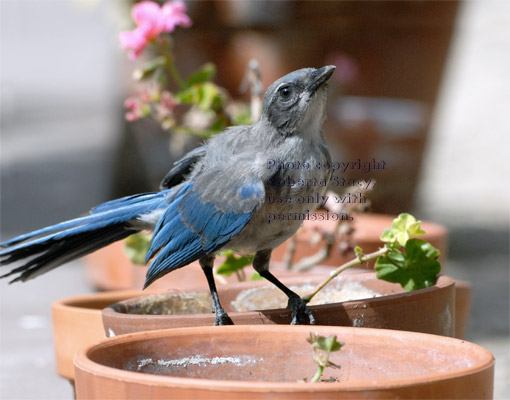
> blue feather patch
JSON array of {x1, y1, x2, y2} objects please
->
[
  {"x1": 241, "y1": 183, "x2": 264, "y2": 200},
  {"x1": 144, "y1": 182, "x2": 258, "y2": 288}
]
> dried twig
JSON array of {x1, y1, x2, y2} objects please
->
[
  {"x1": 240, "y1": 59, "x2": 263, "y2": 122},
  {"x1": 286, "y1": 182, "x2": 375, "y2": 272}
]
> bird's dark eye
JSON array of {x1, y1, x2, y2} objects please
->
[{"x1": 279, "y1": 86, "x2": 292, "y2": 99}]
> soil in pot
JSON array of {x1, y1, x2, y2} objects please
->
[
  {"x1": 75, "y1": 325, "x2": 494, "y2": 399},
  {"x1": 116, "y1": 279, "x2": 379, "y2": 315},
  {"x1": 103, "y1": 273, "x2": 455, "y2": 337}
]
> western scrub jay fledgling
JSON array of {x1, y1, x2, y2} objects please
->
[{"x1": 1, "y1": 65, "x2": 335, "y2": 325}]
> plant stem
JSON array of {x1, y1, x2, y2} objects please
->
[
  {"x1": 302, "y1": 247, "x2": 388, "y2": 304},
  {"x1": 311, "y1": 365, "x2": 324, "y2": 383},
  {"x1": 166, "y1": 55, "x2": 185, "y2": 89},
  {"x1": 157, "y1": 36, "x2": 185, "y2": 89}
]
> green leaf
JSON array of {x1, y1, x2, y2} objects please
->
[
  {"x1": 216, "y1": 250, "x2": 254, "y2": 276},
  {"x1": 307, "y1": 333, "x2": 344, "y2": 353},
  {"x1": 354, "y1": 246, "x2": 363, "y2": 258},
  {"x1": 197, "y1": 82, "x2": 221, "y2": 110},
  {"x1": 124, "y1": 232, "x2": 152, "y2": 265},
  {"x1": 380, "y1": 228, "x2": 396, "y2": 243},
  {"x1": 380, "y1": 213, "x2": 426, "y2": 247},
  {"x1": 175, "y1": 82, "x2": 224, "y2": 112},
  {"x1": 133, "y1": 56, "x2": 167, "y2": 81},
  {"x1": 161, "y1": 117, "x2": 176, "y2": 131},
  {"x1": 185, "y1": 63, "x2": 216, "y2": 87},
  {"x1": 231, "y1": 107, "x2": 252, "y2": 126},
  {"x1": 175, "y1": 85, "x2": 197, "y2": 104},
  {"x1": 208, "y1": 117, "x2": 228, "y2": 133},
  {"x1": 375, "y1": 239, "x2": 441, "y2": 291},
  {"x1": 250, "y1": 272, "x2": 264, "y2": 281}
]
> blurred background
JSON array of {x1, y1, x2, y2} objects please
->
[{"x1": 1, "y1": 0, "x2": 508, "y2": 398}]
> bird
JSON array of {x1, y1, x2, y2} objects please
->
[{"x1": 0, "y1": 65, "x2": 335, "y2": 325}]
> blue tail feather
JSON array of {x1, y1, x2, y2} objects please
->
[{"x1": 0, "y1": 191, "x2": 169, "y2": 283}]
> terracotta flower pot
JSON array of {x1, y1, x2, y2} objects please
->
[
  {"x1": 51, "y1": 290, "x2": 155, "y2": 383},
  {"x1": 84, "y1": 241, "x2": 210, "y2": 291},
  {"x1": 454, "y1": 279, "x2": 473, "y2": 340},
  {"x1": 84, "y1": 242, "x2": 301, "y2": 292},
  {"x1": 103, "y1": 273, "x2": 455, "y2": 337},
  {"x1": 74, "y1": 325, "x2": 494, "y2": 399},
  {"x1": 271, "y1": 212, "x2": 473, "y2": 339},
  {"x1": 85, "y1": 215, "x2": 470, "y2": 339}
]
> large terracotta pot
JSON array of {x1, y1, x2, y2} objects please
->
[
  {"x1": 74, "y1": 325, "x2": 494, "y2": 399},
  {"x1": 103, "y1": 273, "x2": 455, "y2": 337},
  {"x1": 51, "y1": 290, "x2": 154, "y2": 383}
]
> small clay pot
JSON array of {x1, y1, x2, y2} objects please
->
[
  {"x1": 454, "y1": 279, "x2": 473, "y2": 339},
  {"x1": 103, "y1": 273, "x2": 455, "y2": 337},
  {"x1": 83, "y1": 241, "x2": 210, "y2": 291},
  {"x1": 51, "y1": 290, "x2": 154, "y2": 382},
  {"x1": 74, "y1": 325, "x2": 494, "y2": 399}
]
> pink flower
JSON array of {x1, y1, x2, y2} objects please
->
[
  {"x1": 124, "y1": 97, "x2": 138, "y2": 110},
  {"x1": 119, "y1": 1, "x2": 192, "y2": 60},
  {"x1": 160, "y1": 90, "x2": 178, "y2": 110},
  {"x1": 124, "y1": 96, "x2": 142, "y2": 121},
  {"x1": 161, "y1": 1, "x2": 192, "y2": 31}
]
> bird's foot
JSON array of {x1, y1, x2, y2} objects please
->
[
  {"x1": 214, "y1": 309, "x2": 234, "y2": 326},
  {"x1": 287, "y1": 294, "x2": 315, "y2": 325}
]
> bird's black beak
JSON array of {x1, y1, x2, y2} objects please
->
[{"x1": 307, "y1": 65, "x2": 336, "y2": 94}]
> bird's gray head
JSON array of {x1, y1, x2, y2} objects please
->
[{"x1": 261, "y1": 65, "x2": 335, "y2": 137}]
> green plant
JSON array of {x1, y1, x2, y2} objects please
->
[
  {"x1": 301, "y1": 214, "x2": 439, "y2": 383},
  {"x1": 302, "y1": 213, "x2": 441, "y2": 303},
  {"x1": 215, "y1": 251, "x2": 263, "y2": 281},
  {"x1": 120, "y1": 1, "x2": 253, "y2": 138},
  {"x1": 306, "y1": 333, "x2": 343, "y2": 382}
]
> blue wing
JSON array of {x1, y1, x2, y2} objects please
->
[{"x1": 143, "y1": 180, "x2": 264, "y2": 288}]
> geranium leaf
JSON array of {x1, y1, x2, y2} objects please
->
[
  {"x1": 375, "y1": 239, "x2": 441, "y2": 291},
  {"x1": 216, "y1": 251, "x2": 254, "y2": 276},
  {"x1": 185, "y1": 63, "x2": 216, "y2": 87},
  {"x1": 124, "y1": 232, "x2": 152, "y2": 265}
]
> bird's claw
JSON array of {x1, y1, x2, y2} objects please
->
[
  {"x1": 214, "y1": 310, "x2": 234, "y2": 326},
  {"x1": 288, "y1": 295, "x2": 315, "y2": 325}
]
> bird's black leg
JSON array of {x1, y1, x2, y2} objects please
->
[
  {"x1": 253, "y1": 249, "x2": 315, "y2": 325},
  {"x1": 199, "y1": 255, "x2": 234, "y2": 326}
]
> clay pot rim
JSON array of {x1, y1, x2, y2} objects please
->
[
  {"x1": 300, "y1": 212, "x2": 448, "y2": 241},
  {"x1": 52, "y1": 289, "x2": 159, "y2": 315},
  {"x1": 74, "y1": 325, "x2": 494, "y2": 392},
  {"x1": 102, "y1": 273, "x2": 455, "y2": 321},
  {"x1": 352, "y1": 213, "x2": 448, "y2": 239}
]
